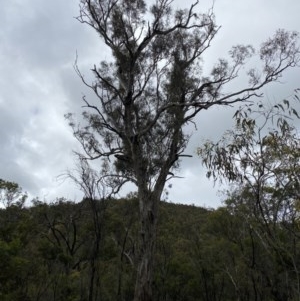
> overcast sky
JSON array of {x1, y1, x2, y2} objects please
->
[{"x1": 1, "y1": 0, "x2": 300, "y2": 208}]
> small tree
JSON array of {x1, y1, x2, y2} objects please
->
[
  {"x1": 65, "y1": 159, "x2": 108, "y2": 301},
  {"x1": 198, "y1": 92, "x2": 300, "y2": 299},
  {"x1": 68, "y1": 1, "x2": 299, "y2": 299},
  {"x1": 0, "y1": 179, "x2": 27, "y2": 208},
  {"x1": 198, "y1": 92, "x2": 300, "y2": 222}
]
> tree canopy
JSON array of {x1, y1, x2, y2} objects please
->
[{"x1": 66, "y1": 1, "x2": 300, "y2": 300}]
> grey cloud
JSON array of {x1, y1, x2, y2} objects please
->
[{"x1": 0, "y1": 0, "x2": 299, "y2": 207}]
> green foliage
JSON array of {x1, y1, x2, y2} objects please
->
[
  {"x1": 0, "y1": 195, "x2": 210, "y2": 301},
  {"x1": 1, "y1": 165, "x2": 300, "y2": 300},
  {"x1": 198, "y1": 90, "x2": 300, "y2": 300},
  {"x1": 0, "y1": 179, "x2": 27, "y2": 208}
]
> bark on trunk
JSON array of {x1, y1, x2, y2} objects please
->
[{"x1": 134, "y1": 192, "x2": 158, "y2": 301}]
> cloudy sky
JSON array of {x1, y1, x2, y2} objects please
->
[{"x1": 1, "y1": 0, "x2": 300, "y2": 207}]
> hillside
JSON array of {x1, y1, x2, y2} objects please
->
[{"x1": 1, "y1": 196, "x2": 299, "y2": 301}]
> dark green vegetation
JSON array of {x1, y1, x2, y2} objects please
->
[{"x1": 1, "y1": 180, "x2": 300, "y2": 301}]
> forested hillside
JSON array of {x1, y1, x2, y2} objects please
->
[{"x1": 1, "y1": 192, "x2": 300, "y2": 301}]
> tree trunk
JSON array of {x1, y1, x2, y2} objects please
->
[{"x1": 134, "y1": 191, "x2": 159, "y2": 301}]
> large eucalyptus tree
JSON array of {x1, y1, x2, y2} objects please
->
[{"x1": 68, "y1": 0, "x2": 299, "y2": 299}]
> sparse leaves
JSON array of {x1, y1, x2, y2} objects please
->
[
  {"x1": 74, "y1": 2, "x2": 300, "y2": 195},
  {"x1": 0, "y1": 179, "x2": 27, "y2": 208},
  {"x1": 260, "y1": 29, "x2": 300, "y2": 78},
  {"x1": 71, "y1": 2, "x2": 300, "y2": 300},
  {"x1": 198, "y1": 91, "x2": 300, "y2": 186}
]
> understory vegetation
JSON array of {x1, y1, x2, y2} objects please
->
[{"x1": 1, "y1": 189, "x2": 300, "y2": 301}]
